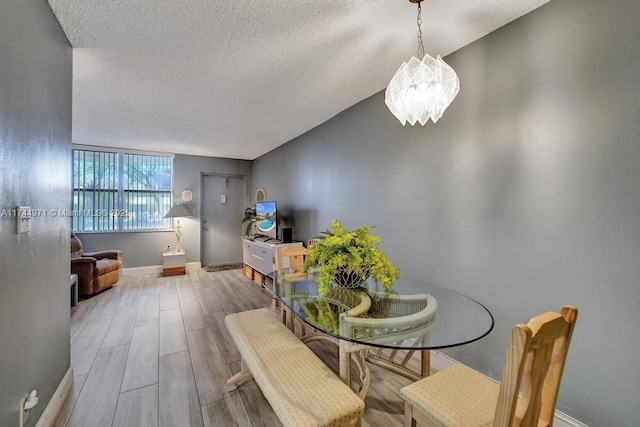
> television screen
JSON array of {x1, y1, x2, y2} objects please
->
[{"x1": 255, "y1": 201, "x2": 277, "y2": 240}]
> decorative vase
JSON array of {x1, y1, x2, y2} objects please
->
[{"x1": 333, "y1": 266, "x2": 370, "y2": 289}]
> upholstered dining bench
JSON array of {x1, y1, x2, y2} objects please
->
[{"x1": 225, "y1": 308, "x2": 365, "y2": 427}]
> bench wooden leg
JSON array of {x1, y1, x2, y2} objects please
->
[
  {"x1": 404, "y1": 401, "x2": 417, "y2": 427},
  {"x1": 339, "y1": 340, "x2": 352, "y2": 388},
  {"x1": 226, "y1": 358, "x2": 254, "y2": 391},
  {"x1": 285, "y1": 308, "x2": 294, "y2": 333}
]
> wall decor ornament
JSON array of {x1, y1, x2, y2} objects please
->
[
  {"x1": 255, "y1": 187, "x2": 267, "y2": 203},
  {"x1": 181, "y1": 189, "x2": 193, "y2": 202}
]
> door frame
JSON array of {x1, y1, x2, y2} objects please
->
[{"x1": 199, "y1": 172, "x2": 248, "y2": 266}]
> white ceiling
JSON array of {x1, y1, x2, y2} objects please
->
[{"x1": 47, "y1": 0, "x2": 550, "y2": 160}]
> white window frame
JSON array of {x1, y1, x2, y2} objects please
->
[{"x1": 72, "y1": 146, "x2": 174, "y2": 233}]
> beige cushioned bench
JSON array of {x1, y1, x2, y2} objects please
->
[{"x1": 225, "y1": 308, "x2": 365, "y2": 426}]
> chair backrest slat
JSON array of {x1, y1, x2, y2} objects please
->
[
  {"x1": 494, "y1": 306, "x2": 578, "y2": 427},
  {"x1": 277, "y1": 246, "x2": 309, "y2": 272}
]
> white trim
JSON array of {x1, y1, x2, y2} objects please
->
[
  {"x1": 123, "y1": 262, "x2": 202, "y2": 276},
  {"x1": 72, "y1": 144, "x2": 174, "y2": 157},
  {"x1": 429, "y1": 351, "x2": 587, "y2": 427},
  {"x1": 430, "y1": 350, "x2": 457, "y2": 372},
  {"x1": 554, "y1": 413, "x2": 590, "y2": 427},
  {"x1": 122, "y1": 265, "x2": 162, "y2": 276},
  {"x1": 186, "y1": 262, "x2": 202, "y2": 272},
  {"x1": 36, "y1": 367, "x2": 73, "y2": 427}
]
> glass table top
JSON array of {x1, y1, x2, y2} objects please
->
[{"x1": 266, "y1": 270, "x2": 494, "y2": 350}]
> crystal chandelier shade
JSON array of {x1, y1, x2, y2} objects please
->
[
  {"x1": 385, "y1": 54, "x2": 460, "y2": 125},
  {"x1": 385, "y1": 1, "x2": 460, "y2": 126}
]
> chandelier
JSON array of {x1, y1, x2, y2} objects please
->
[{"x1": 385, "y1": 0, "x2": 460, "y2": 126}]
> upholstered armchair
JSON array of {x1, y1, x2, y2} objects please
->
[{"x1": 70, "y1": 232, "x2": 122, "y2": 296}]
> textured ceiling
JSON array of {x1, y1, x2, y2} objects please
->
[{"x1": 47, "y1": 0, "x2": 550, "y2": 160}]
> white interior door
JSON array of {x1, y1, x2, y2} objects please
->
[{"x1": 201, "y1": 175, "x2": 244, "y2": 266}]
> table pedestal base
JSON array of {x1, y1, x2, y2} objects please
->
[
  {"x1": 285, "y1": 307, "x2": 431, "y2": 399},
  {"x1": 364, "y1": 348, "x2": 431, "y2": 382}
]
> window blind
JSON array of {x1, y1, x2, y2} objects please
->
[{"x1": 72, "y1": 149, "x2": 173, "y2": 232}]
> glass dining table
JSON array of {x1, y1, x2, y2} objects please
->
[{"x1": 265, "y1": 269, "x2": 494, "y2": 398}]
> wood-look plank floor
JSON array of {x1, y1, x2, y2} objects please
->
[{"x1": 58, "y1": 269, "x2": 413, "y2": 427}]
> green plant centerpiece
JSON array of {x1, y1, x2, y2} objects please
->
[{"x1": 304, "y1": 220, "x2": 400, "y2": 295}]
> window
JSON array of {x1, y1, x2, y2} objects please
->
[{"x1": 72, "y1": 148, "x2": 173, "y2": 232}]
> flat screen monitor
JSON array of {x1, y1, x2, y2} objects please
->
[{"x1": 255, "y1": 201, "x2": 277, "y2": 240}]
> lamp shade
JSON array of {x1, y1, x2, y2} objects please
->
[{"x1": 164, "y1": 204, "x2": 193, "y2": 218}]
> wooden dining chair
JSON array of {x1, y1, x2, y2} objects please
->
[
  {"x1": 276, "y1": 246, "x2": 310, "y2": 330},
  {"x1": 400, "y1": 305, "x2": 578, "y2": 427}
]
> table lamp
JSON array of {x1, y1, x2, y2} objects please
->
[{"x1": 163, "y1": 203, "x2": 193, "y2": 253}]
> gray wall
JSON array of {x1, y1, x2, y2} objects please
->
[
  {"x1": 0, "y1": 0, "x2": 72, "y2": 426},
  {"x1": 252, "y1": 0, "x2": 640, "y2": 425},
  {"x1": 79, "y1": 154, "x2": 251, "y2": 267}
]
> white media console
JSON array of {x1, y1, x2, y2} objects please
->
[{"x1": 242, "y1": 236, "x2": 302, "y2": 284}]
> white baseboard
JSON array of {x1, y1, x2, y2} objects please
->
[
  {"x1": 554, "y1": 413, "x2": 590, "y2": 427},
  {"x1": 429, "y1": 351, "x2": 587, "y2": 427},
  {"x1": 186, "y1": 262, "x2": 202, "y2": 272},
  {"x1": 122, "y1": 265, "x2": 162, "y2": 275},
  {"x1": 36, "y1": 366, "x2": 73, "y2": 427},
  {"x1": 430, "y1": 350, "x2": 457, "y2": 372},
  {"x1": 123, "y1": 262, "x2": 201, "y2": 276}
]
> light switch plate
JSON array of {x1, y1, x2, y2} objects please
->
[
  {"x1": 17, "y1": 206, "x2": 31, "y2": 234},
  {"x1": 220, "y1": 194, "x2": 227, "y2": 204}
]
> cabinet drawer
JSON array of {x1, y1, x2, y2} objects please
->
[
  {"x1": 244, "y1": 240, "x2": 273, "y2": 274},
  {"x1": 249, "y1": 249, "x2": 272, "y2": 274}
]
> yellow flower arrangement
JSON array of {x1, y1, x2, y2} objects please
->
[{"x1": 304, "y1": 220, "x2": 400, "y2": 295}]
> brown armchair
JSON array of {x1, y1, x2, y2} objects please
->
[{"x1": 70, "y1": 231, "x2": 122, "y2": 296}]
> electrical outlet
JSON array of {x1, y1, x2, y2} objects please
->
[
  {"x1": 19, "y1": 390, "x2": 37, "y2": 427},
  {"x1": 19, "y1": 396, "x2": 29, "y2": 426}
]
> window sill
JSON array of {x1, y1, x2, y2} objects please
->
[{"x1": 74, "y1": 229, "x2": 175, "y2": 234}]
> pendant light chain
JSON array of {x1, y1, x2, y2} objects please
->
[{"x1": 416, "y1": 2, "x2": 424, "y2": 59}]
